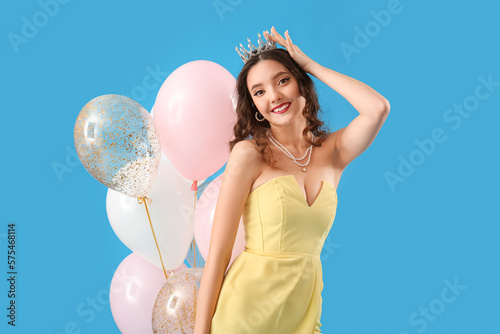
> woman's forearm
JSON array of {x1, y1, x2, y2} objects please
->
[
  {"x1": 307, "y1": 62, "x2": 390, "y2": 116},
  {"x1": 194, "y1": 255, "x2": 229, "y2": 334}
]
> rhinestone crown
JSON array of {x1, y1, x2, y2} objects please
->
[{"x1": 235, "y1": 31, "x2": 277, "y2": 64}]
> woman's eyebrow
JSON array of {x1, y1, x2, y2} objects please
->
[{"x1": 250, "y1": 71, "x2": 290, "y2": 91}]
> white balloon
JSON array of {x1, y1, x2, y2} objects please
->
[{"x1": 106, "y1": 158, "x2": 196, "y2": 269}]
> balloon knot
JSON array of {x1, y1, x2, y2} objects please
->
[
  {"x1": 191, "y1": 181, "x2": 198, "y2": 191},
  {"x1": 137, "y1": 197, "x2": 152, "y2": 205}
]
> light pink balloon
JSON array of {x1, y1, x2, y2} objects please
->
[
  {"x1": 194, "y1": 174, "x2": 246, "y2": 273},
  {"x1": 109, "y1": 253, "x2": 187, "y2": 334},
  {"x1": 153, "y1": 60, "x2": 237, "y2": 182}
]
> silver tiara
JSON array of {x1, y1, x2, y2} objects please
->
[{"x1": 235, "y1": 31, "x2": 277, "y2": 64}]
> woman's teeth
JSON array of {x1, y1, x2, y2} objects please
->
[{"x1": 273, "y1": 103, "x2": 290, "y2": 113}]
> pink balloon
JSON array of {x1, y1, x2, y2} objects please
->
[
  {"x1": 194, "y1": 174, "x2": 246, "y2": 273},
  {"x1": 109, "y1": 253, "x2": 187, "y2": 334},
  {"x1": 153, "y1": 60, "x2": 237, "y2": 182}
]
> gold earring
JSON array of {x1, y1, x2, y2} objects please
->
[{"x1": 255, "y1": 111, "x2": 265, "y2": 122}]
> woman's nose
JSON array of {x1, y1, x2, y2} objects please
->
[{"x1": 269, "y1": 88, "x2": 281, "y2": 104}]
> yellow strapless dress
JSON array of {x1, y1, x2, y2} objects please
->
[{"x1": 210, "y1": 174, "x2": 338, "y2": 334}]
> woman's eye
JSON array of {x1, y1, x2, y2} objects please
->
[
  {"x1": 253, "y1": 90, "x2": 263, "y2": 96},
  {"x1": 279, "y1": 77, "x2": 290, "y2": 85}
]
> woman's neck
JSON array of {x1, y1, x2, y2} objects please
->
[{"x1": 266, "y1": 127, "x2": 313, "y2": 156}]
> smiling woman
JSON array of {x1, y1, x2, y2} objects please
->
[{"x1": 194, "y1": 26, "x2": 390, "y2": 334}]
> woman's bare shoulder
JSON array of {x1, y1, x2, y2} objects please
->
[
  {"x1": 232, "y1": 138, "x2": 261, "y2": 155},
  {"x1": 230, "y1": 139, "x2": 263, "y2": 172},
  {"x1": 321, "y1": 130, "x2": 347, "y2": 170}
]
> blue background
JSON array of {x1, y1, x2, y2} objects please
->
[{"x1": 2, "y1": 0, "x2": 499, "y2": 333}]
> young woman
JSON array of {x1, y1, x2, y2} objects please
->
[{"x1": 194, "y1": 26, "x2": 390, "y2": 333}]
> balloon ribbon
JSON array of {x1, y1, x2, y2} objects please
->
[
  {"x1": 193, "y1": 181, "x2": 198, "y2": 268},
  {"x1": 191, "y1": 180, "x2": 198, "y2": 268},
  {"x1": 138, "y1": 196, "x2": 169, "y2": 280}
]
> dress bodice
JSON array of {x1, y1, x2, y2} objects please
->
[{"x1": 242, "y1": 174, "x2": 338, "y2": 257}]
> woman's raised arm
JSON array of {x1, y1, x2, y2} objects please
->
[
  {"x1": 308, "y1": 61, "x2": 390, "y2": 169},
  {"x1": 266, "y1": 26, "x2": 390, "y2": 169}
]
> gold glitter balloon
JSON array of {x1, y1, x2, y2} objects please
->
[
  {"x1": 74, "y1": 94, "x2": 161, "y2": 198},
  {"x1": 152, "y1": 268, "x2": 204, "y2": 333}
]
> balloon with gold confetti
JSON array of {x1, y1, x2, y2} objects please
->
[
  {"x1": 152, "y1": 268, "x2": 204, "y2": 333},
  {"x1": 74, "y1": 94, "x2": 161, "y2": 198}
]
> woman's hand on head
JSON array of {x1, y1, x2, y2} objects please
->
[{"x1": 264, "y1": 26, "x2": 316, "y2": 74}]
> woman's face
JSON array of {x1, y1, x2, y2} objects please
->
[{"x1": 246, "y1": 59, "x2": 306, "y2": 125}]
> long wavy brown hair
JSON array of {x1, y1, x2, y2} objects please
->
[{"x1": 229, "y1": 48, "x2": 331, "y2": 167}]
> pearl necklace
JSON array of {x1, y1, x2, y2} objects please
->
[{"x1": 266, "y1": 129, "x2": 315, "y2": 172}]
